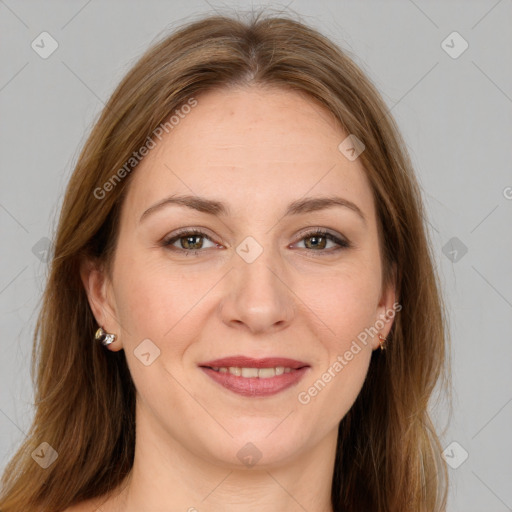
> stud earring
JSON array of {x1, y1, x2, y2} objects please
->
[
  {"x1": 95, "y1": 326, "x2": 117, "y2": 347},
  {"x1": 378, "y1": 333, "x2": 388, "y2": 351}
]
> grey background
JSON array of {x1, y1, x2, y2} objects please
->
[{"x1": 1, "y1": 1, "x2": 511, "y2": 510}]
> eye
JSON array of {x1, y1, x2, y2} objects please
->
[
  {"x1": 292, "y1": 228, "x2": 351, "y2": 255},
  {"x1": 160, "y1": 227, "x2": 351, "y2": 257},
  {"x1": 161, "y1": 228, "x2": 221, "y2": 256}
]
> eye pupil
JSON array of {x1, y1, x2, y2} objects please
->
[
  {"x1": 305, "y1": 235, "x2": 326, "y2": 250},
  {"x1": 183, "y1": 235, "x2": 202, "y2": 250}
]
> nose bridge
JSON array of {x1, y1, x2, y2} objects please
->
[{"x1": 219, "y1": 238, "x2": 295, "y2": 333}]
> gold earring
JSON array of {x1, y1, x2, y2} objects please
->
[
  {"x1": 378, "y1": 333, "x2": 387, "y2": 351},
  {"x1": 95, "y1": 326, "x2": 117, "y2": 347}
]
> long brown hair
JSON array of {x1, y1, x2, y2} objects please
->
[{"x1": 0, "y1": 9, "x2": 451, "y2": 511}]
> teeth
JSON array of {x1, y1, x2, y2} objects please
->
[
  {"x1": 258, "y1": 368, "x2": 275, "y2": 379},
  {"x1": 211, "y1": 366, "x2": 295, "y2": 377},
  {"x1": 229, "y1": 366, "x2": 241, "y2": 376},
  {"x1": 241, "y1": 367, "x2": 259, "y2": 378}
]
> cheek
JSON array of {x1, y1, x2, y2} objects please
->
[
  {"x1": 113, "y1": 269, "x2": 165, "y2": 336},
  {"x1": 112, "y1": 243, "x2": 173, "y2": 325},
  {"x1": 294, "y1": 263, "x2": 381, "y2": 420},
  {"x1": 111, "y1": 252, "x2": 218, "y2": 352},
  {"x1": 297, "y1": 285, "x2": 375, "y2": 425},
  {"x1": 303, "y1": 265, "x2": 382, "y2": 343},
  {"x1": 111, "y1": 259, "x2": 199, "y2": 408}
]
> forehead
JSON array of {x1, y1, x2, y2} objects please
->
[{"x1": 123, "y1": 85, "x2": 376, "y2": 223}]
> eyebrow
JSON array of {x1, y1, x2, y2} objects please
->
[{"x1": 139, "y1": 194, "x2": 367, "y2": 225}]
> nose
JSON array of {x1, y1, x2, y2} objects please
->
[{"x1": 218, "y1": 246, "x2": 296, "y2": 335}]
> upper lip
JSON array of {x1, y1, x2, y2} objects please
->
[{"x1": 199, "y1": 356, "x2": 309, "y2": 369}]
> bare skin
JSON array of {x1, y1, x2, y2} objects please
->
[{"x1": 75, "y1": 85, "x2": 396, "y2": 512}]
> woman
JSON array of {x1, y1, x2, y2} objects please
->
[{"x1": 0, "y1": 10, "x2": 451, "y2": 512}]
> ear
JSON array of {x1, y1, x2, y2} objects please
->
[
  {"x1": 80, "y1": 258, "x2": 123, "y2": 352},
  {"x1": 373, "y1": 262, "x2": 399, "y2": 351}
]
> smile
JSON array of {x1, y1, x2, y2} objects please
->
[
  {"x1": 199, "y1": 356, "x2": 310, "y2": 397},
  {"x1": 210, "y1": 366, "x2": 293, "y2": 377}
]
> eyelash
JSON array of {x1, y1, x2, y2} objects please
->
[{"x1": 160, "y1": 227, "x2": 351, "y2": 257}]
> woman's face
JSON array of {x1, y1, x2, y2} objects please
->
[{"x1": 87, "y1": 85, "x2": 396, "y2": 468}]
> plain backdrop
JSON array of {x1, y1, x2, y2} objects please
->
[{"x1": 1, "y1": 1, "x2": 511, "y2": 511}]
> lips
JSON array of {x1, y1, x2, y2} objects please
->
[{"x1": 199, "y1": 356, "x2": 310, "y2": 397}]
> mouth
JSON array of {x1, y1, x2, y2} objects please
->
[{"x1": 198, "y1": 356, "x2": 310, "y2": 397}]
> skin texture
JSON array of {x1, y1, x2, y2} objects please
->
[{"x1": 80, "y1": 85, "x2": 396, "y2": 512}]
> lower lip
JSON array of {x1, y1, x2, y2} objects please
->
[{"x1": 200, "y1": 367, "x2": 309, "y2": 397}]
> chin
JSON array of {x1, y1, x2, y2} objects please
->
[{"x1": 190, "y1": 419, "x2": 315, "y2": 470}]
